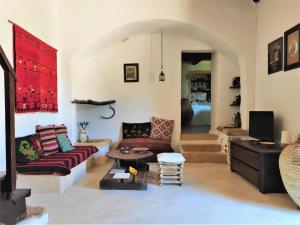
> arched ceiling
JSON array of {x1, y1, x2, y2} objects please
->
[{"x1": 73, "y1": 18, "x2": 240, "y2": 66}]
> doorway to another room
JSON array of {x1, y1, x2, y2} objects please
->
[{"x1": 181, "y1": 52, "x2": 212, "y2": 133}]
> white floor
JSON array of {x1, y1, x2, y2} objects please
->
[{"x1": 27, "y1": 161, "x2": 300, "y2": 224}]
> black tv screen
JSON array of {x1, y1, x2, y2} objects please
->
[{"x1": 249, "y1": 111, "x2": 274, "y2": 141}]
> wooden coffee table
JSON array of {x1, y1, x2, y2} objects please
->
[
  {"x1": 106, "y1": 149, "x2": 153, "y2": 170},
  {"x1": 99, "y1": 150, "x2": 153, "y2": 190}
]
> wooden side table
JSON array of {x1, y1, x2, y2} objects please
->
[{"x1": 74, "y1": 139, "x2": 112, "y2": 168}]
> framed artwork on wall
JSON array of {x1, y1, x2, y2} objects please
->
[
  {"x1": 124, "y1": 63, "x2": 139, "y2": 82},
  {"x1": 268, "y1": 37, "x2": 283, "y2": 74},
  {"x1": 284, "y1": 24, "x2": 300, "y2": 71}
]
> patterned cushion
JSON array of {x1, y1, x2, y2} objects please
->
[
  {"x1": 150, "y1": 117, "x2": 174, "y2": 141},
  {"x1": 36, "y1": 125, "x2": 59, "y2": 156},
  {"x1": 122, "y1": 122, "x2": 151, "y2": 139},
  {"x1": 54, "y1": 124, "x2": 68, "y2": 136},
  {"x1": 118, "y1": 138, "x2": 172, "y2": 151},
  {"x1": 15, "y1": 135, "x2": 40, "y2": 163},
  {"x1": 31, "y1": 135, "x2": 43, "y2": 157}
]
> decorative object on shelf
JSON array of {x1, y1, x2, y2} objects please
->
[
  {"x1": 233, "y1": 112, "x2": 241, "y2": 128},
  {"x1": 280, "y1": 130, "x2": 291, "y2": 148},
  {"x1": 268, "y1": 37, "x2": 283, "y2": 74},
  {"x1": 230, "y1": 95, "x2": 241, "y2": 106},
  {"x1": 230, "y1": 76, "x2": 240, "y2": 88},
  {"x1": 279, "y1": 144, "x2": 300, "y2": 208},
  {"x1": 12, "y1": 23, "x2": 58, "y2": 113},
  {"x1": 159, "y1": 29, "x2": 165, "y2": 82},
  {"x1": 284, "y1": 24, "x2": 300, "y2": 71},
  {"x1": 124, "y1": 63, "x2": 139, "y2": 82},
  {"x1": 78, "y1": 121, "x2": 89, "y2": 143},
  {"x1": 71, "y1": 99, "x2": 116, "y2": 119}
]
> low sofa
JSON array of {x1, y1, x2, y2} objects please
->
[
  {"x1": 15, "y1": 124, "x2": 99, "y2": 194},
  {"x1": 117, "y1": 117, "x2": 175, "y2": 161}
]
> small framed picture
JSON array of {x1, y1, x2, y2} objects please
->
[
  {"x1": 268, "y1": 37, "x2": 283, "y2": 74},
  {"x1": 124, "y1": 63, "x2": 139, "y2": 82},
  {"x1": 284, "y1": 24, "x2": 300, "y2": 71}
]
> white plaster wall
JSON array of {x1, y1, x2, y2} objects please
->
[
  {"x1": 74, "y1": 34, "x2": 211, "y2": 149},
  {"x1": 57, "y1": 0, "x2": 257, "y2": 133},
  {"x1": 255, "y1": 0, "x2": 300, "y2": 142},
  {"x1": 0, "y1": 0, "x2": 71, "y2": 171},
  {"x1": 211, "y1": 53, "x2": 240, "y2": 130}
]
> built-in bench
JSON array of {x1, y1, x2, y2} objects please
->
[{"x1": 17, "y1": 139, "x2": 111, "y2": 194}]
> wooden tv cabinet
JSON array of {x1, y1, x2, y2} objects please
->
[{"x1": 230, "y1": 140, "x2": 285, "y2": 193}]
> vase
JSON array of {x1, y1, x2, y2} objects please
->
[
  {"x1": 78, "y1": 128, "x2": 88, "y2": 143},
  {"x1": 279, "y1": 144, "x2": 300, "y2": 207}
]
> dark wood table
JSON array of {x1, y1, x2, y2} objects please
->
[{"x1": 99, "y1": 150, "x2": 153, "y2": 190}]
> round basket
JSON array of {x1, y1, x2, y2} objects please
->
[{"x1": 279, "y1": 144, "x2": 300, "y2": 207}]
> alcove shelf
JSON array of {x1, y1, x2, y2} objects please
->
[{"x1": 71, "y1": 99, "x2": 116, "y2": 119}]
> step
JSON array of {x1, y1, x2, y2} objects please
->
[
  {"x1": 181, "y1": 144, "x2": 221, "y2": 153},
  {"x1": 180, "y1": 133, "x2": 218, "y2": 141},
  {"x1": 183, "y1": 152, "x2": 227, "y2": 163},
  {"x1": 180, "y1": 139, "x2": 219, "y2": 145}
]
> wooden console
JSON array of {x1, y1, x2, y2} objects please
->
[{"x1": 230, "y1": 140, "x2": 285, "y2": 193}]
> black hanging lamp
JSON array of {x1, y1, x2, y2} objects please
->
[{"x1": 159, "y1": 29, "x2": 165, "y2": 82}]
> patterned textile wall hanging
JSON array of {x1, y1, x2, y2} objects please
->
[{"x1": 13, "y1": 24, "x2": 58, "y2": 113}]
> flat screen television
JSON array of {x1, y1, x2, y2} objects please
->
[{"x1": 249, "y1": 111, "x2": 274, "y2": 142}]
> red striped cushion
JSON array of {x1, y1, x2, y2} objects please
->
[
  {"x1": 36, "y1": 125, "x2": 59, "y2": 156},
  {"x1": 54, "y1": 124, "x2": 68, "y2": 136}
]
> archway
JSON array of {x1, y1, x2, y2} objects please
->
[{"x1": 70, "y1": 18, "x2": 252, "y2": 148}]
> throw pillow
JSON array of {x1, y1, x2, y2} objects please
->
[
  {"x1": 56, "y1": 134, "x2": 74, "y2": 152},
  {"x1": 16, "y1": 135, "x2": 40, "y2": 163},
  {"x1": 31, "y1": 134, "x2": 43, "y2": 157},
  {"x1": 150, "y1": 117, "x2": 174, "y2": 141},
  {"x1": 122, "y1": 122, "x2": 151, "y2": 139},
  {"x1": 54, "y1": 124, "x2": 72, "y2": 143},
  {"x1": 36, "y1": 125, "x2": 59, "y2": 156}
]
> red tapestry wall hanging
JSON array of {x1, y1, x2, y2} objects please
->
[{"x1": 13, "y1": 24, "x2": 58, "y2": 113}]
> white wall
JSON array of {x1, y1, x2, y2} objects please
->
[
  {"x1": 58, "y1": 0, "x2": 257, "y2": 132},
  {"x1": 211, "y1": 53, "x2": 240, "y2": 129},
  {"x1": 73, "y1": 34, "x2": 211, "y2": 149},
  {"x1": 0, "y1": 0, "x2": 71, "y2": 171},
  {"x1": 255, "y1": 0, "x2": 300, "y2": 142}
]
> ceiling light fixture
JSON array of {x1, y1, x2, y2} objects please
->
[{"x1": 159, "y1": 29, "x2": 165, "y2": 82}]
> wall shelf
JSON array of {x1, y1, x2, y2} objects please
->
[
  {"x1": 71, "y1": 99, "x2": 116, "y2": 119},
  {"x1": 71, "y1": 99, "x2": 116, "y2": 106}
]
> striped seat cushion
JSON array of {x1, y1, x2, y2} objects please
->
[
  {"x1": 16, "y1": 145, "x2": 98, "y2": 175},
  {"x1": 36, "y1": 125, "x2": 59, "y2": 156},
  {"x1": 16, "y1": 159, "x2": 71, "y2": 176},
  {"x1": 48, "y1": 145, "x2": 98, "y2": 168}
]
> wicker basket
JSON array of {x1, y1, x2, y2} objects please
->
[{"x1": 279, "y1": 144, "x2": 300, "y2": 207}]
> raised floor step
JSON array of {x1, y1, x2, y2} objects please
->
[
  {"x1": 180, "y1": 133, "x2": 218, "y2": 141},
  {"x1": 183, "y1": 152, "x2": 227, "y2": 163},
  {"x1": 181, "y1": 144, "x2": 221, "y2": 152}
]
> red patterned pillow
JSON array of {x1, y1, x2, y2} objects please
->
[
  {"x1": 36, "y1": 125, "x2": 59, "y2": 156},
  {"x1": 150, "y1": 117, "x2": 174, "y2": 141}
]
